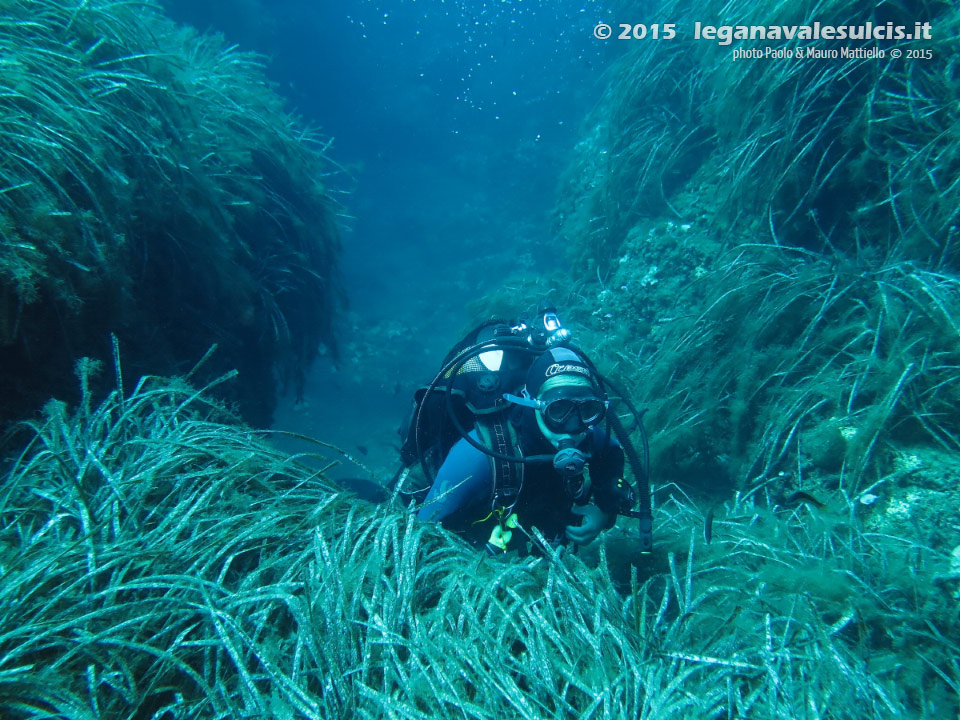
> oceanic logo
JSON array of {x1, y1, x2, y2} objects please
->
[{"x1": 545, "y1": 363, "x2": 591, "y2": 378}]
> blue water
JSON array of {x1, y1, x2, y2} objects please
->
[{"x1": 161, "y1": 0, "x2": 627, "y2": 475}]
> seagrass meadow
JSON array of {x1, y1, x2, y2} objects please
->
[
  {"x1": 0, "y1": 362, "x2": 956, "y2": 718},
  {"x1": 0, "y1": 0, "x2": 343, "y2": 428},
  {"x1": 2, "y1": 0, "x2": 960, "y2": 718}
]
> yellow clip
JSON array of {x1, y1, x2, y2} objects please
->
[
  {"x1": 488, "y1": 513, "x2": 519, "y2": 550},
  {"x1": 488, "y1": 524, "x2": 512, "y2": 550}
]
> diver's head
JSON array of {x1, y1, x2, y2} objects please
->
[{"x1": 524, "y1": 348, "x2": 607, "y2": 448}]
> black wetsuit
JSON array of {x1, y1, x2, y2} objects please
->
[{"x1": 417, "y1": 410, "x2": 625, "y2": 549}]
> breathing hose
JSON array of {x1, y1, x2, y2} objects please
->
[{"x1": 605, "y1": 409, "x2": 653, "y2": 553}]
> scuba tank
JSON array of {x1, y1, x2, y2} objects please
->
[{"x1": 396, "y1": 320, "x2": 532, "y2": 482}]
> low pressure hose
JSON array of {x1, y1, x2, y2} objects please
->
[{"x1": 606, "y1": 408, "x2": 653, "y2": 554}]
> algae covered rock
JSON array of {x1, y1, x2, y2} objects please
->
[
  {"x1": 0, "y1": 0, "x2": 344, "y2": 426},
  {"x1": 553, "y1": 0, "x2": 960, "y2": 495}
]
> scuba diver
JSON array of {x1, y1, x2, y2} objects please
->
[{"x1": 396, "y1": 302, "x2": 653, "y2": 555}]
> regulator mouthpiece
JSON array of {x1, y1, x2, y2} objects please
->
[
  {"x1": 553, "y1": 440, "x2": 589, "y2": 501},
  {"x1": 553, "y1": 443, "x2": 587, "y2": 477}
]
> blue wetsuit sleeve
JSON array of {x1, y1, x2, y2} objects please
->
[{"x1": 417, "y1": 430, "x2": 493, "y2": 523}]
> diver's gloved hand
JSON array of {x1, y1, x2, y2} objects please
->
[{"x1": 565, "y1": 504, "x2": 614, "y2": 545}]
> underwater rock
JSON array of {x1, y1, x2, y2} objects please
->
[{"x1": 0, "y1": 0, "x2": 343, "y2": 428}]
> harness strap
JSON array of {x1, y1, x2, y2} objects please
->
[{"x1": 475, "y1": 414, "x2": 523, "y2": 513}]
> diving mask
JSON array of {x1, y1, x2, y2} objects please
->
[{"x1": 503, "y1": 388, "x2": 608, "y2": 434}]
